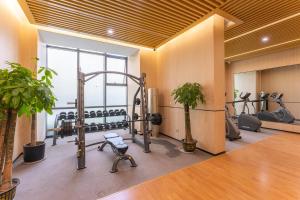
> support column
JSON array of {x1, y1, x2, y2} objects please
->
[{"x1": 157, "y1": 15, "x2": 226, "y2": 155}]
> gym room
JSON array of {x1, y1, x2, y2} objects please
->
[{"x1": 0, "y1": 0, "x2": 300, "y2": 200}]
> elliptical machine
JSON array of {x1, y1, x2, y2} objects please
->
[
  {"x1": 257, "y1": 92, "x2": 295, "y2": 123},
  {"x1": 237, "y1": 92, "x2": 262, "y2": 132},
  {"x1": 225, "y1": 105, "x2": 241, "y2": 141}
]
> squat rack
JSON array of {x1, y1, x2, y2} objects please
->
[{"x1": 76, "y1": 69, "x2": 150, "y2": 169}]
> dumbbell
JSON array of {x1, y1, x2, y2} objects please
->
[
  {"x1": 120, "y1": 109, "x2": 126, "y2": 115},
  {"x1": 135, "y1": 98, "x2": 141, "y2": 105},
  {"x1": 90, "y1": 123, "x2": 98, "y2": 132},
  {"x1": 117, "y1": 122, "x2": 123, "y2": 128},
  {"x1": 109, "y1": 110, "x2": 115, "y2": 116},
  {"x1": 96, "y1": 110, "x2": 102, "y2": 117},
  {"x1": 58, "y1": 112, "x2": 67, "y2": 120},
  {"x1": 110, "y1": 122, "x2": 116, "y2": 129},
  {"x1": 67, "y1": 112, "x2": 75, "y2": 119},
  {"x1": 97, "y1": 123, "x2": 104, "y2": 131},
  {"x1": 84, "y1": 111, "x2": 90, "y2": 118},
  {"x1": 104, "y1": 123, "x2": 110, "y2": 130},
  {"x1": 90, "y1": 111, "x2": 96, "y2": 118},
  {"x1": 122, "y1": 120, "x2": 129, "y2": 128},
  {"x1": 103, "y1": 110, "x2": 108, "y2": 117},
  {"x1": 115, "y1": 109, "x2": 120, "y2": 116},
  {"x1": 84, "y1": 123, "x2": 90, "y2": 132}
]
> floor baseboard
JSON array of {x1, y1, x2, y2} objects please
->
[{"x1": 158, "y1": 132, "x2": 226, "y2": 156}]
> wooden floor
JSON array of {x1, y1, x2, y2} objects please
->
[{"x1": 100, "y1": 133, "x2": 300, "y2": 200}]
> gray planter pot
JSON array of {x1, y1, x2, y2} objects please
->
[{"x1": 182, "y1": 139, "x2": 197, "y2": 152}]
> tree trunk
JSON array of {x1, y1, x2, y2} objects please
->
[
  {"x1": 0, "y1": 109, "x2": 17, "y2": 191},
  {"x1": 184, "y1": 104, "x2": 194, "y2": 143},
  {"x1": 0, "y1": 110, "x2": 8, "y2": 185},
  {"x1": 30, "y1": 114, "x2": 36, "y2": 146}
]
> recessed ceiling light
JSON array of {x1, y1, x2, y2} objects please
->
[
  {"x1": 107, "y1": 29, "x2": 114, "y2": 35},
  {"x1": 261, "y1": 36, "x2": 270, "y2": 43}
]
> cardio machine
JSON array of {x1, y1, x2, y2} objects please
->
[
  {"x1": 237, "y1": 92, "x2": 262, "y2": 132},
  {"x1": 225, "y1": 105, "x2": 241, "y2": 141},
  {"x1": 257, "y1": 92, "x2": 295, "y2": 123}
]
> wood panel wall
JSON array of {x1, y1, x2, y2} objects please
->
[
  {"x1": 156, "y1": 15, "x2": 225, "y2": 154},
  {"x1": 0, "y1": 1, "x2": 38, "y2": 159}
]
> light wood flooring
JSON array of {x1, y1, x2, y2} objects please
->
[{"x1": 101, "y1": 132, "x2": 300, "y2": 200}]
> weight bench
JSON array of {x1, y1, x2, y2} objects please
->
[{"x1": 98, "y1": 133, "x2": 137, "y2": 173}]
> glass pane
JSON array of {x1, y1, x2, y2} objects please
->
[
  {"x1": 106, "y1": 86, "x2": 127, "y2": 106},
  {"x1": 106, "y1": 57, "x2": 126, "y2": 84},
  {"x1": 47, "y1": 48, "x2": 77, "y2": 107},
  {"x1": 80, "y1": 52, "x2": 104, "y2": 73},
  {"x1": 80, "y1": 52, "x2": 104, "y2": 106}
]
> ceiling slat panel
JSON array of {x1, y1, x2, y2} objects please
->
[
  {"x1": 32, "y1": 11, "x2": 167, "y2": 45},
  {"x1": 121, "y1": 0, "x2": 200, "y2": 21},
  {"x1": 28, "y1": 3, "x2": 177, "y2": 37},
  {"x1": 28, "y1": 0, "x2": 180, "y2": 36},
  {"x1": 222, "y1": 0, "x2": 300, "y2": 60},
  {"x1": 222, "y1": 0, "x2": 300, "y2": 39},
  {"x1": 25, "y1": 0, "x2": 226, "y2": 48},
  {"x1": 23, "y1": 0, "x2": 300, "y2": 57}
]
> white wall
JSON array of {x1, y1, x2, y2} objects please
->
[{"x1": 36, "y1": 40, "x2": 47, "y2": 141}]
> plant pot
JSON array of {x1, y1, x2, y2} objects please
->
[
  {"x1": 23, "y1": 141, "x2": 45, "y2": 163},
  {"x1": 0, "y1": 178, "x2": 20, "y2": 200},
  {"x1": 182, "y1": 139, "x2": 197, "y2": 152}
]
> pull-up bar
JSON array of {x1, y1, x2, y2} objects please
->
[{"x1": 84, "y1": 71, "x2": 142, "y2": 84}]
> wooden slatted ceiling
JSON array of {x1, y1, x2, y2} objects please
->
[
  {"x1": 221, "y1": 0, "x2": 300, "y2": 40},
  {"x1": 22, "y1": 0, "x2": 300, "y2": 59},
  {"x1": 226, "y1": 15, "x2": 300, "y2": 57},
  {"x1": 222, "y1": 0, "x2": 300, "y2": 60},
  {"x1": 25, "y1": 0, "x2": 226, "y2": 48}
]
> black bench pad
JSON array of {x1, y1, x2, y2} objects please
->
[
  {"x1": 99, "y1": 133, "x2": 137, "y2": 173},
  {"x1": 103, "y1": 133, "x2": 128, "y2": 154},
  {"x1": 104, "y1": 132, "x2": 120, "y2": 139},
  {"x1": 107, "y1": 137, "x2": 128, "y2": 154}
]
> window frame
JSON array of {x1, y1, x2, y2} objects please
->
[{"x1": 45, "y1": 45, "x2": 128, "y2": 137}]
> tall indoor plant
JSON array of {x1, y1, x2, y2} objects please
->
[
  {"x1": 23, "y1": 64, "x2": 57, "y2": 163},
  {"x1": 0, "y1": 61, "x2": 56, "y2": 198},
  {"x1": 172, "y1": 83, "x2": 205, "y2": 152}
]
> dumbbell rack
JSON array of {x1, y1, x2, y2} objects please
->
[{"x1": 52, "y1": 109, "x2": 130, "y2": 146}]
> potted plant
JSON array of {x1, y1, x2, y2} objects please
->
[
  {"x1": 0, "y1": 61, "x2": 56, "y2": 199},
  {"x1": 172, "y1": 83, "x2": 205, "y2": 152},
  {"x1": 23, "y1": 63, "x2": 57, "y2": 163}
]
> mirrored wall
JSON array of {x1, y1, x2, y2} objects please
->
[{"x1": 232, "y1": 64, "x2": 300, "y2": 120}]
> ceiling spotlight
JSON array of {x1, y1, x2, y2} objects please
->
[
  {"x1": 107, "y1": 29, "x2": 114, "y2": 35},
  {"x1": 261, "y1": 36, "x2": 270, "y2": 43}
]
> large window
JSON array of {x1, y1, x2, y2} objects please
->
[
  {"x1": 80, "y1": 52, "x2": 105, "y2": 107},
  {"x1": 46, "y1": 46, "x2": 127, "y2": 137},
  {"x1": 48, "y1": 47, "x2": 77, "y2": 108}
]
